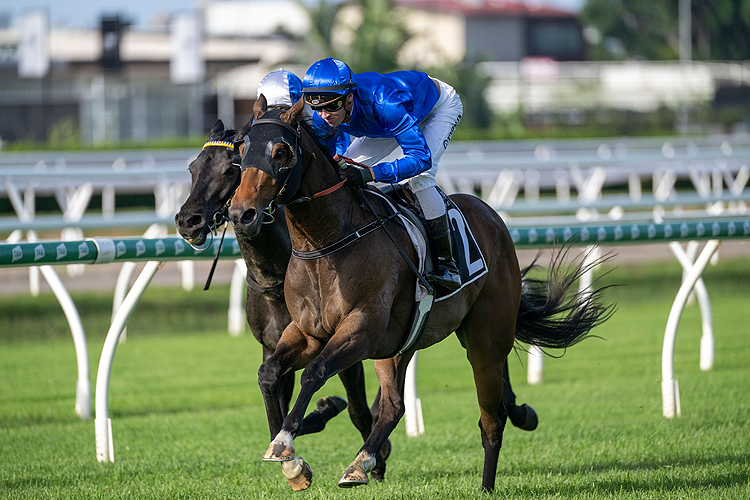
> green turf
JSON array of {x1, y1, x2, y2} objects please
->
[{"x1": 1, "y1": 257, "x2": 749, "y2": 498}]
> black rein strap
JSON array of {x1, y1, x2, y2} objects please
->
[
  {"x1": 291, "y1": 214, "x2": 399, "y2": 260},
  {"x1": 355, "y1": 188, "x2": 435, "y2": 296}
]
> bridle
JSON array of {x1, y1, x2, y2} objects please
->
[
  {"x1": 239, "y1": 109, "x2": 307, "y2": 219},
  {"x1": 185, "y1": 139, "x2": 243, "y2": 251}
]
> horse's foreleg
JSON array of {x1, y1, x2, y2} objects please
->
[
  {"x1": 258, "y1": 323, "x2": 321, "y2": 443},
  {"x1": 294, "y1": 363, "x2": 367, "y2": 438},
  {"x1": 267, "y1": 319, "x2": 369, "y2": 462},
  {"x1": 337, "y1": 363, "x2": 390, "y2": 481},
  {"x1": 339, "y1": 354, "x2": 412, "y2": 488},
  {"x1": 263, "y1": 345, "x2": 294, "y2": 420}
]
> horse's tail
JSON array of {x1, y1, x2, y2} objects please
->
[{"x1": 514, "y1": 245, "x2": 616, "y2": 350}]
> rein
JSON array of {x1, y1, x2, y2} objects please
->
[{"x1": 291, "y1": 213, "x2": 399, "y2": 259}]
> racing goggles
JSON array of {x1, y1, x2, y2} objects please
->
[{"x1": 304, "y1": 92, "x2": 346, "y2": 112}]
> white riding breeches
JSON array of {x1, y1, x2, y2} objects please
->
[{"x1": 343, "y1": 78, "x2": 463, "y2": 219}]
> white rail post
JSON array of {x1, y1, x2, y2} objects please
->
[
  {"x1": 662, "y1": 239, "x2": 720, "y2": 418},
  {"x1": 22, "y1": 231, "x2": 90, "y2": 418},
  {"x1": 5, "y1": 180, "x2": 41, "y2": 295},
  {"x1": 228, "y1": 259, "x2": 247, "y2": 336},
  {"x1": 112, "y1": 224, "x2": 166, "y2": 343},
  {"x1": 178, "y1": 260, "x2": 195, "y2": 291},
  {"x1": 403, "y1": 352, "x2": 424, "y2": 437},
  {"x1": 24, "y1": 187, "x2": 41, "y2": 296},
  {"x1": 527, "y1": 345, "x2": 544, "y2": 385},
  {"x1": 95, "y1": 260, "x2": 164, "y2": 462},
  {"x1": 684, "y1": 241, "x2": 699, "y2": 305},
  {"x1": 57, "y1": 183, "x2": 94, "y2": 278},
  {"x1": 669, "y1": 242, "x2": 715, "y2": 372},
  {"x1": 40, "y1": 265, "x2": 91, "y2": 418},
  {"x1": 579, "y1": 245, "x2": 601, "y2": 295}
]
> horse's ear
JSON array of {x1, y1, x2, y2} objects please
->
[
  {"x1": 281, "y1": 96, "x2": 305, "y2": 126},
  {"x1": 233, "y1": 119, "x2": 252, "y2": 158},
  {"x1": 209, "y1": 119, "x2": 225, "y2": 139},
  {"x1": 235, "y1": 119, "x2": 252, "y2": 143},
  {"x1": 254, "y1": 94, "x2": 267, "y2": 121}
]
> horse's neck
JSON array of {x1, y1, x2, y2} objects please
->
[
  {"x1": 236, "y1": 215, "x2": 290, "y2": 284},
  {"x1": 284, "y1": 133, "x2": 366, "y2": 252}
]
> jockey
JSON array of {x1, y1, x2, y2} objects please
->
[
  {"x1": 256, "y1": 69, "x2": 349, "y2": 157},
  {"x1": 303, "y1": 57, "x2": 463, "y2": 290}
]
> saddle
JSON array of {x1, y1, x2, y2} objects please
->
[{"x1": 367, "y1": 183, "x2": 488, "y2": 302}]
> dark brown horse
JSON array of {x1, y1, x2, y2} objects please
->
[
  {"x1": 175, "y1": 120, "x2": 386, "y2": 486},
  {"x1": 228, "y1": 97, "x2": 613, "y2": 492}
]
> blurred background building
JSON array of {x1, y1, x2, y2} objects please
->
[{"x1": 0, "y1": 0, "x2": 748, "y2": 146}]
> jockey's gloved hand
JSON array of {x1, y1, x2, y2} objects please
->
[{"x1": 338, "y1": 165, "x2": 375, "y2": 186}]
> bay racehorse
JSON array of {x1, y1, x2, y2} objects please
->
[
  {"x1": 228, "y1": 97, "x2": 613, "y2": 492},
  {"x1": 175, "y1": 120, "x2": 387, "y2": 486}
]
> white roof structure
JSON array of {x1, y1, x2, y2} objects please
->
[{"x1": 204, "y1": 1, "x2": 310, "y2": 37}]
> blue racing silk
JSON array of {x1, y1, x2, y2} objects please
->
[
  {"x1": 337, "y1": 70, "x2": 440, "y2": 183},
  {"x1": 309, "y1": 112, "x2": 350, "y2": 156}
]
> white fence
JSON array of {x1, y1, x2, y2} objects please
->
[{"x1": 480, "y1": 60, "x2": 750, "y2": 113}]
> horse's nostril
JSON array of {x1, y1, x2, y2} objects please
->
[
  {"x1": 241, "y1": 208, "x2": 257, "y2": 225},
  {"x1": 186, "y1": 214, "x2": 204, "y2": 227}
]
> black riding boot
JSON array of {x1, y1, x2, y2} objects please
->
[{"x1": 426, "y1": 215, "x2": 462, "y2": 291}]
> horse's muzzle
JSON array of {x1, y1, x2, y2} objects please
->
[
  {"x1": 175, "y1": 211, "x2": 207, "y2": 243},
  {"x1": 229, "y1": 206, "x2": 262, "y2": 237}
]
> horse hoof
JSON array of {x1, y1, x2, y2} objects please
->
[
  {"x1": 516, "y1": 404, "x2": 539, "y2": 431},
  {"x1": 282, "y1": 457, "x2": 313, "y2": 491},
  {"x1": 263, "y1": 441, "x2": 295, "y2": 462},
  {"x1": 316, "y1": 395, "x2": 348, "y2": 414},
  {"x1": 338, "y1": 466, "x2": 369, "y2": 488}
]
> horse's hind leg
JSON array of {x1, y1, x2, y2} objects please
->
[
  {"x1": 503, "y1": 363, "x2": 539, "y2": 431},
  {"x1": 458, "y1": 284, "x2": 517, "y2": 492},
  {"x1": 466, "y1": 343, "x2": 509, "y2": 493}
]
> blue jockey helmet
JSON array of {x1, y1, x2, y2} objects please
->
[
  {"x1": 303, "y1": 57, "x2": 357, "y2": 108},
  {"x1": 257, "y1": 69, "x2": 303, "y2": 108}
]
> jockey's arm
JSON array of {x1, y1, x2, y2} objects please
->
[
  {"x1": 335, "y1": 130, "x2": 350, "y2": 157},
  {"x1": 371, "y1": 107, "x2": 432, "y2": 183}
]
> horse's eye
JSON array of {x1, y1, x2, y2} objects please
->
[
  {"x1": 225, "y1": 165, "x2": 239, "y2": 176},
  {"x1": 275, "y1": 149, "x2": 286, "y2": 159}
]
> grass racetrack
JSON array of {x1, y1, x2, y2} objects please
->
[{"x1": 1, "y1": 257, "x2": 749, "y2": 499}]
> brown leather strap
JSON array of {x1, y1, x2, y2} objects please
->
[{"x1": 312, "y1": 180, "x2": 346, "y2": 199}]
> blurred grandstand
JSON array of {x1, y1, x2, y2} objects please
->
[{"x1": 0, "y1": 0, "x2": 748, "y2": 146}]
